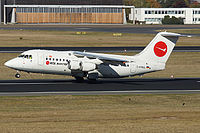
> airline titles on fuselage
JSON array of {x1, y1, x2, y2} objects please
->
[{"x1": 46, "y1": 56, "x2": 69, "y2": 66}]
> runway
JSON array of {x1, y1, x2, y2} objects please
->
[
  {"x1": 1, "y1": 25, "x2": 200, "y2": 35},
  {"x1": 0, "y1": 46, "x2": 200, "y2": 53},
  {"x1": 0, "y1": 78, "x2": 199, "y2": 96}
]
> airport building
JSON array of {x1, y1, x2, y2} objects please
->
[
  {"x1": 1, "y1": 0, "x2": 134, "y2": 24},
  {"x1": 131, "y1": 8, "x2": 200, "y2": 24}
]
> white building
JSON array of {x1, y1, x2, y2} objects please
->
[{"x1": 130, "y1": 8, "x2": 200, "y2": 24}]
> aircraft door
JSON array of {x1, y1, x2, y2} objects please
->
[
  {"x1": 130, "y1": 62, "x2": 136, "y2": 73},
  {"x1": 38, "y1": 53, "x2": 44, "y2": 66}
]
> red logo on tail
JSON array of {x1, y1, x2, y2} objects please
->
[{"x1": 154, "y1": 41, "x2": 167, "y2": 57}]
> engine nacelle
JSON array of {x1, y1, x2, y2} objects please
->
[
  {"x1": 68, "y1": 60, "x2": 81, "y2": 70},
  {"x1": 80, "y1": 62, "x2": 96, "y2": 72}
]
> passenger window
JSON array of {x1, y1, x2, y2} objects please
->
[
  {"x1": 56, "y1": 59, "x2": 58, "y2": 61},
  {"x1": 46, "y1": 58, "x2": 48, "y2": 60},
  {"x1": 63, "y1": 59, "x2": 65, "y2": 61},
  {"x1": 60, "y1": 59, "x2": 61, "y2": 61},
  {"x1": 53, "y1": 58, "x2": 55, "y2": 61},
  {"x1": 24, "y1": 55, "x2": 28, "y2": 59},
  {"x1": 49, "y1": 58, "x2": 51, "y2": 61},
  {"x1": 29, "y1": 55, "x2": 32, "y2": 59}
]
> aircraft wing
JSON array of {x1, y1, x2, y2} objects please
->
[{"x1": 73, "y1": 51, "x2": 128, "y2": 63}]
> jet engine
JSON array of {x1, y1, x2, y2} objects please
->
[
  {"x1": 80, "y1": 62, "x2": 96, "y2": 72},
  {"x1": 68, "y1": 60, "x2": 81, "y2": 70},
  {"x1": 68, "y1": 60, "x2": 96, "y2": 72}
]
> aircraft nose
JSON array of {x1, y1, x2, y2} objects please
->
[{"x1": 4, "y1": 60, "x2": 14, "y2": 68}]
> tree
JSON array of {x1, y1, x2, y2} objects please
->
[
  {"x1": 158, "y1": 0, "x2": 188, "y2": 8},
  {"x1": 162, "y1": 15, "x2": 184, "y2": 25},
  {"x1": 172, "y1": 0, "x2": 188, "y2": 7},
  {"x1": 123, "y1": 0, "x2": 146, "y2": 7},
  {"x1": 190, "y1": 1, "x2": 200, "y2": 8},
  {"x1": 123, "y1": 0, "x2": 160, "y2": 8},
  {"x1": 145, "y1": 0, "x2": 161, "y2": 8}
]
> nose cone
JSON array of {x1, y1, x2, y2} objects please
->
[{"x1": 4, "y1": 60, "x2": 14, "y2": 68}]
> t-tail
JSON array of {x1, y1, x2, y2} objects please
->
[{"x1": 135, "y1": 32, "x2": 190, "y2": 63}]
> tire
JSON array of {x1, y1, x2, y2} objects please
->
[
  {"x1": 15, "y1": 73, "x2": 20, "y2": 78},
  {"x1": 75, "y1": 77, "x2": 84, "y2": 82}
]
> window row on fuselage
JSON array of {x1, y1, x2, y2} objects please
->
[
  {"x1": 18, "y1": 54, "x2": 32, "y2": 59},
  {"x1": 46, "y1": 57, "x2": 69, "y2": 62}
]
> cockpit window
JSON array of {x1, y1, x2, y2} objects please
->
[
  {"x1": 18, "y1": 54, "x2": 32, "y2": 59},
  {"x1": 18, "y1": 54, "x2": 24, "y2": 58},
  {"x1": 24, "y1": 55, "x2": 28, "y2": 59},
  {"x1": 29, "y1": 55, "x2": 32, "y2": 59}
]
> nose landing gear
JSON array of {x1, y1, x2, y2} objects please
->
[{"x1": 15, "y1": 72, "x2": 21, "y2": 78}]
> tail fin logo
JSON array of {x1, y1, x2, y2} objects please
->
[{"x1": 154, "y1": 41, "x2": 167, "y2": 57}]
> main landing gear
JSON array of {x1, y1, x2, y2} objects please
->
[
  {"x1": 74, "y1": 77, "x2": 84, "y2": 82},
  {"x1": 15, "y1": 72, "x2": 21, "y2": 78}
]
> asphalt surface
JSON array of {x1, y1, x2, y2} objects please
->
[
  {"x1": 0, "y1": 78, "x2": 199, "y2": 96},
  {"x1": 1, "y1": 46, "x2": 200, "y2": 53},
  {"x1": 1, "y1": 25, "x2": 200, "y2": 35}
]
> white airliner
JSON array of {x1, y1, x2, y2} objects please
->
[{"x1": 4, "y1": 32, "x2": 188, "y2": 81}]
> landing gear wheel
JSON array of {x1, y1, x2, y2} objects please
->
[
  {"x1": 87, "y1": 78, "x2": 97, "y2": 81},
  {"x1": 75, "y1": 77, "x2": 84, "y2": 82},
  {"x1": 15, "y1": 73, "x2": 20, "y2": 78}
]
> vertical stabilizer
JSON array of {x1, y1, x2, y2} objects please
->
[{"x1": 136, "y1": 32, "x2": 183, "y2": 64}]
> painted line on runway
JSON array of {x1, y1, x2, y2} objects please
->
[
  {"x1": 0, "y1": 50, "x2": 199, "y2": 53},
  {"x1": 0, "y1": 82, "x2": 67, "y2": 85},
  {"x1": 0, "y1": 51, "x2": 23, "y2": 53},
  {"x1": 75, "y1": 28, "x2": 91, "y2": 30},
  {"x1": 1, "y1": 90, "x2": 200, "y2": 95},
  {"x1": 30, "y1": 90, "x2": 200, "y2": 93}
]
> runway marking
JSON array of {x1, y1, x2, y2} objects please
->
[
  {"x1": 0, "y1": 82, "x2": 67, "y2": 85},
  {"x1": 0, "y1": 51, "x2": 23, "y2": 53},
  {"x1": 1, "y1": 90, "x2": 200, "y2": 96},
  {"x1": 197, "y1": 81, "x2": 200, "y2": 83},
  {"x1": 75, "y1": 28, "x2": 91, "y2": 30},
  {"x1": 29, "y1": 90, "x2": 200, "y2": 93}
]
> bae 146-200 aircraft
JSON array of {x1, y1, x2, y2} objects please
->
[{"x1": 4, "y1": 32, "x2": 189, "y2": 81}]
